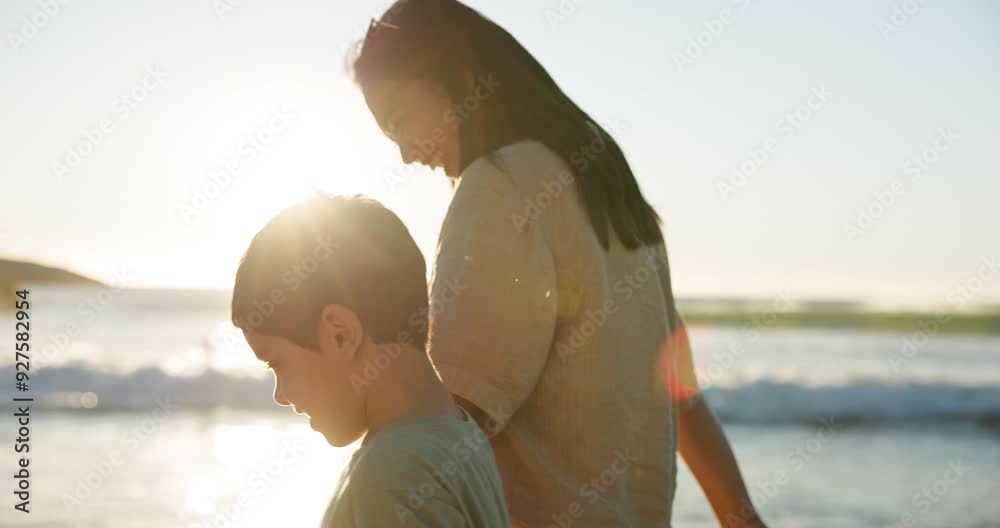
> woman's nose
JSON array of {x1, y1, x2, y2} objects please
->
[{"x1": 400, "y1": 143, "x2": 424, "y2": 165}]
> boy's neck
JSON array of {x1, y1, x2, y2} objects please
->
[{"x1": 360, "y1": 342, "x2": 462, "y2": 442}]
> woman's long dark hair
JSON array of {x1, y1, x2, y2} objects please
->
[{"x1": 350, "y1": 0, "x2": 662, "y2": 250}]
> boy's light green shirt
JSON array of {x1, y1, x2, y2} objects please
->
[{"x1": 321, "y1": 408, "x2": 509, "y2": 527}]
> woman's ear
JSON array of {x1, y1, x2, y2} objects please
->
[
  {"x1": 317, "y1": 304, "x2": 364, "y2": 359},
  {"x1": 433, "y1": 67, "x2": 477, "y2": 103}
]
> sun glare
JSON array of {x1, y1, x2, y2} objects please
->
[{"x1": 170, "y1": 92, "x2": 390, "y2": 290}]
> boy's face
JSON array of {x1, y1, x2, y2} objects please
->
[{"x1": 245, "y1": 309, "x2": 368, "y2": 447}]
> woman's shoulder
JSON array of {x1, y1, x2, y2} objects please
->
[
  {"x1": 489, "y1": 138, "x2": 567, "y2": 169},
  {"x1": 458, "y1": 139, "x2": 573, "y2": 200}
]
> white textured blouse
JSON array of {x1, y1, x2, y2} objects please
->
[{"x1": 428, "y1": 139, "x2": 680, "y2": 527}]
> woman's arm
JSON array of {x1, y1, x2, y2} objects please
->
[
  {"x1": 672, "y1": 322, "x2": 767, "y2": 527},
  {"x1": 678, "y1": 394, "x2": 766, "y2": 527},
  {"x1": 654, "y1": 243, "x2": 766, "y2": 526},
  {"x1": 426, "y1": 164, "x2": 559, "y2": 437}
]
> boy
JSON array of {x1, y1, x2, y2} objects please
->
[{"x1": 230, "y1": 193, "x2": 510, "y2": 527}]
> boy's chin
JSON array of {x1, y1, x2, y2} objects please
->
[
  {"x1": 323, "y1": 436, "x2": 353, "y2": 448},
  {"x1": 314, "y1": 421, "x2": 359, "y2": 448},
  {"x1": 322, "y1": 432, "x2": 359, "y2": 448}
]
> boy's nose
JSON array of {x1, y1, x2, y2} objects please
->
[{"x1": 272, "y1": 379, "x2": 291, "y2": 407}]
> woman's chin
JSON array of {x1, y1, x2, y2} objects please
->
[{"x1": 441, "y1": 162, "x2": 461, "y2": 179}]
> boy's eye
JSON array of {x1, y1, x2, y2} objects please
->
[{"x1": 385, "y1": 119, "x2": 397, "y2": 135}]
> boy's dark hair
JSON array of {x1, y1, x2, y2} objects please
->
[
  {"x1": 231, "y1": 193, "x2": 428, "y2": 349},
  {"x1": 350, "y1": 0, "x2": 663, "y2": 251}
]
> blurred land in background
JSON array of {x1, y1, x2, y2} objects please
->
[{"x1": 3, "y1": 257, "x2": 997, "y2": 334}]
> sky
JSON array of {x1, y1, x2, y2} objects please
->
[{"x1": 2, "y1": 0, "x2": 999, "y2": 309}]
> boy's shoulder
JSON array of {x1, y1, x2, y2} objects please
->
[
  {"x1": 349, "y1": 423, "x2": 452, "y2": 482},
  {"x1": 324, "y1": 412, "x2": 508, "y2": 527},
  {"x1": 351, "y1": 410, "x2": 489, "y2": 476}
]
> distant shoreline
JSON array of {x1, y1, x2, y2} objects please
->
[
  {"x1": 3, "y1": 276, "x2": 997, "y2": 336},
  {"x1": 0, "y1": 258, "x2": 103, "y2": 287},
  {"x1": 681, "y1": 309, "x2": 1000, "y2": 336},
  {"x1": 0, "y1": 258, "x2": 104, "y2": 312}
]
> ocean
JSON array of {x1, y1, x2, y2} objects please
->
[{"x1": 1, "y1": 285, "x2": 998, "y2": 527}]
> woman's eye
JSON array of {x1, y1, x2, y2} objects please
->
[{"x1": 386, "y1": 114, "x2": 410, "y2": 140}]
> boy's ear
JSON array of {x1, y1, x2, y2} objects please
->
[
  {"x1": 317, "y1": 304, "x2": 364, "y2": 358},
  {"x1": 462, "y1": 67, "x2": 477, "y2": 93}
]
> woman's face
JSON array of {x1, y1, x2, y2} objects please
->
[{"x1": 366, "y1": 79, "x2": 463, "y2": 178}]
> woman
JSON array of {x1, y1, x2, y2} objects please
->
[{"x1": 351, "y1": 1, "x2": 767, "y2": 526}]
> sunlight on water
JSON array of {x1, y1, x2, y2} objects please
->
[
  {"x1": 203, "y1": 322, "x2": 271, "y2": 377},
  {"x1": 168, "y1": 417, "x2": 355, "y2": 528},
  {"x1": 184, "y1": 481, "x2": 220, "y2": 517},
  {"x1": 162, "y1": 347, "x2": 211, "y2": 377},
  {"x1": 213, "y1": 424, "x2": 285, "y2": 470}
]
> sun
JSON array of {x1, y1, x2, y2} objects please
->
[
  {"x1": 226, "y1": 177, "x2": 314, "y2": 227},
  {"x1": 161, "y1": 85, "x2": 416, "y2": 290}
]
